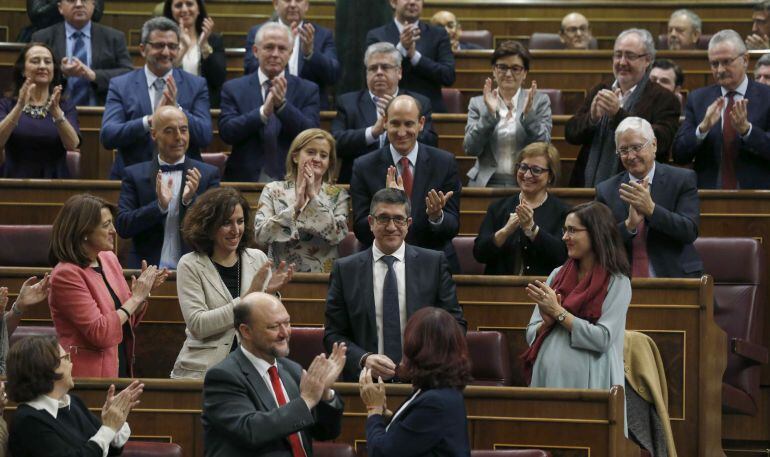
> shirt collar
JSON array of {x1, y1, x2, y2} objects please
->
[
  {"x1": 240, "y1": 345, "x2": 277, "y2": 379},
  {"x1": 629, "y1": 161, "x2": 656, "y2": 184},
  {"x1": 372, "y1": 240, "x2": 406, "y2": 263},
  {"x1": 144, "y1": 66, "x2": 172, "y2": 89},
  {"x1": 368, "y1": 88, "x2": 399, "y2": 101},
  {"x1": 722, "y1": 76, "x2": 749, "y2": 97},
  {"x1": 611, "y1": 80, "x2": 638, "y2": 96},
  {"x1": 158, "y1": 155, "x2": 185, "y2": 166},
  {"x1": 394, "y1": 18, "x2": 420, "y2": 34},
  {"x1": 26, "y1": 393, "x2": 71, "y2": 419},
  {"x1": 65, "y1": 20, "x2": 92, "y2": 38},
  {"x1": 277, "y1": 18, "x2": 304, "y2": 29},
  {"x1": 497, "y1": 87, "x2": 521, "y2": 113},
  {"x1": 389, "y1": 141, "x2": 419, "y2": 166},
  {"x1": 257, "y1": 67, "x2": 274, "y2": 88}
]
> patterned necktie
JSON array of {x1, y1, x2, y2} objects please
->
[
  {"x1": 267, "y1": 366, "x2": 307, "y2": 457},
  {"x1": 721, "y1": 91, "x2": 738, "y2": 189},
  {"x1": 67, "y1": 31, "x2": 90, "y2": 106},
  {"x1": 160, "y1": 164, "x2": 185, "y2": 173},
  {"x1": 152, "y1": 77, "x2": 166, "y2": 112},
  {"x1": 381, "y1": 255, "x2": 402, "y2": 365},
  {"x1": 399, "y1": 156, "x2": 413, "y2": 198},
  {"x1": 263, "y1": 79, "x2": 273, "y2": 101},
  {"x1": 631, "y1": 179, "x2": 650, "y2": 278},
  {"x1": 373, "y1": 96, "x2": 387, "y2": 148}
]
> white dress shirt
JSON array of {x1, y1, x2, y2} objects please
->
[
  {"x1": 495, "y1": 87, "x2": 521, "y2": 175},
  {"x1": 371, "y1": 242, "x2": 407, "y2": 354},
  {"x1": 158, "y1": 155, "x2": 185, "y2": 269}
]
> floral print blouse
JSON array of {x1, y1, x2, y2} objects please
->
[{"x1": 254, "y1": 180, "x2": 350, "y2": 273}]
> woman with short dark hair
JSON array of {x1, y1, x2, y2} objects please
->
[
  {"x1": 358, "y1": 307, "x2": 471, "y2": 456},
  {"x1": 7, "y1": 335, "x2": 143, "y2": 457}
]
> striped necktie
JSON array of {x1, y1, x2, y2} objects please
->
[{"x1": 66, "y1": 31, "x2": 90, "y2": 106}]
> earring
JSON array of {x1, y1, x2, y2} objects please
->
[{"x1": 84, "y1": 237, "x2": 88, "y2": 241}]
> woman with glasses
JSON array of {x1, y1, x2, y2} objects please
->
[
  {"x1": 463, "y1": 40, "x2": 552, "y2": 187},
  {"x1": 473, "y1": 142, "x2": 569, "y2": 275},
  {"x1": 7, "y1": 335, "x2": 144, "y2": 456},
  {"x1": 254, "y1": 129, "x2": 349, "y2": 272}
]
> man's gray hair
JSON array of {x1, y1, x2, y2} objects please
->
[
  {"x1": 141, "y1": 17, "x2": 180, "y2": 44},
  {"x1": 364, "y1": 42, "x2": 403, "y2": 68},
  {"x1": 616, "y1": 28, "x2": 656, "y2": 60},
  {"x1": 670, "y1": 9, "x2": 702, "y2": 33},
  {"x1": 756, "y1": 52, "x2": 770, "y2": 70},
  {"x1": 709, "y1": 29, "x2": 748, "y2": 54},
  {"x1": 255, "y1": 22, "x2": 293, "y2": 46},
  {"x1": 615, "y1": 116, "x2": 655, "y2": 144}
]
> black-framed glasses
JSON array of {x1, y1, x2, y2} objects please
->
[
  {"x1": 372, "y1": 214, "x2": 408, "y2": 226},
  {"x1": 562, "y1": 226, "x2": 588, "y2": 236},
  {"x1": 493, "y1": 64, "x2": 525, "y2": 75},
  {"x1": 366, "y1": 63, "x2": 398, "y2": 73},
  {"x1": 146, "y1": 41, "x2": 180, "y2": 51},
  {"x1": 616, "y1": 138, "x2": 651, "y2": 157},
  {"x1": 61, "y1": 0, "x2": 94, "y2": 4},
  {"x1": 515, "y1": 163, "x2": 550, "y2": 176},
  {"x1": 563, "y1": 25, "x2": 589, "y2": 35},
  {"x1": 708, "y1": 55, "x2": 743, "y2": 69},
  {"x1": 612, "y1": 51, "x2": 648, "y2": 62}
]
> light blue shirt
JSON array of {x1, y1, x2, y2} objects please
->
[
  {"x1": 158, "y1": 155, "x2": 184, "y2": 269},
  {"x1": 64, "y1": 20, "x2": 92, "y2": 66}
]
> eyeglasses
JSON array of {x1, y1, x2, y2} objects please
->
[
  {"x1": 61, "y1": 0, "x2": 94, "y2": 4},
  {"x1": 616, "y1": 138, "x2": 651, "y2": 157},
  {"x1": 562, "y1": 226, "x2": 588, "y2": 236},
  {"x1": 494, "y1": 64, "x2": 525, "y2": 75},
  {"x1": 145, "y1": 41, "x2": 180, "y2": 51},
  {"x1": 563, "y1": 25, "x2": 589, "y2": 35},
  {"x1": 708, "y1": 55, "x2": 743, "y2": 69},
  {"x1": 372, "y1": 214, "x2": 408, "y2": 226},
  {"x1": 366, "y1": 63, "x2": 398, "y2": 73},
  {"x1": 59, "y1": 352, "x2": 71, "y2": 362},
  {"x1": 612, "y1": 51, "x2": 648, "y2": 62},
  {"x1": 515, "y1": 163, "x2": 550, "y2": 176}
]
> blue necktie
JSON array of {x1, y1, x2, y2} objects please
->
[
  {"x1": 67, "y1": 31, "x2": 90, "y2": 106},
  {"x1": 160, "y1": 164, "x2": 185, "y2": 173},
  {"x1": 381, "y1": 255, "x2": 402, "y2": 365}
]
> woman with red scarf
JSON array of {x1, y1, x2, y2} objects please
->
[{"x1": 522, "y1": 201, "x2": 631, "y2": 391}]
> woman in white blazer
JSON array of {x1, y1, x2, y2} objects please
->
[
  {"x1": 464, "y1": 40, "x2": 552, "y2": 187},
  {"x1": 170, "y1": 187, "x2": 292, "y2": 379}
]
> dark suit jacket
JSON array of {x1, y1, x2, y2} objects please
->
[
  {"x1": 595, "y1": 162, "x2": 703, "y2": 278},
  {"x1": 365, "y1": 21, "x2": 456, "y2": 112},
  {"x1": 116, "y1": 157, "x2": 220, "y2": 268},
  {"x1": 365, "y1": 388, "x2": 470, "y2": 457},
  {"x1": 201, "y1": 33, "x2": 227, "y2": 108},
  {"x1": 24, "y1": 0, "x2": 103, "y2": 37},
  {"x1": 9, "y1": 394, "x2": 123, "y2": 457},
  {"x1": 331, "y1": 89, "x2": 438, "y2": 183},
  {"x1": 566, "y1": 80, "x2": 681, "y2": 187},
  {"x1": 673, "y1": 79, "x2": 770, "y2": 189},
  {"x1": 100, "y1": 68, "x2": 212, "y2": 179},
  {"x1": 202, "y1": 348, "x2": 343, "y2": 457},
  {"x1": 244, "y1": 21, "x2": 339, "y2": 109},
  {"x1": 350, "y1": 143, "x2": 462, "y2": 271},
  {"x1": 31, "y1": 21, "x2": 133, "y2": 105},
  {"x1": 473, "y1": 194, "x2": 569, "y2": 276},
  {"x1": 323, "y1": 245, "x2": 467, "y2": 381},
  {"x1": 219, "y1": 72, "x2": 319, "y2": 181}
]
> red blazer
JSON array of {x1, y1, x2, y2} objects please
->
[{"x1": 49, "y1": 251, "x2": 145, "y2": 377}]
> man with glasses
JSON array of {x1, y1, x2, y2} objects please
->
[
  {"x1": 674, "y1": 29, "x2": 770, "y2": 189},
  {"x1": 31, "y1": 0, "x2": 132, "y2": 106},
  {"x1": 331, "y1": 42, "x2": 437, "y2": 183},
  {"x1": 566, "y1": 28, "x2": 680, "y2": 187},
  {"x1": 597, "y1": 117, "x2": 702, "y2": 278},
  {"x1": 101, "y1": 17, "x2": 212, "y2": 180},
  {"x1": 558, "y1": 12, "x2": 594, "y2": 50},
  {"x1": 350, "y1": 95, "x2": 462, "y2": 273},
  {"x1": 324, "y1": 187, "x2": 466, "y2": 381}
]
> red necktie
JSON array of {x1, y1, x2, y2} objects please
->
[
  {"x1": 721, "y1": 92, "x2": 738, "y2": 189},
  {"x1": 631, "y1": 180, "x2": 650, "y2": 278},
  {"x1": 399, "y1": 156, "x2": 413, "y2": 198},
  {"x1": 267, "y1": 366, "x2": 307, "y2": 457}
]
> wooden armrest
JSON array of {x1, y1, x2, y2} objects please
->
[{"x1": 731, "y1": 338, "x2": 769, "y2": 364}]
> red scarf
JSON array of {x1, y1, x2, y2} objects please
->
[{"x1": 520, "y1": 259, "x2": 611, "y2": 384}]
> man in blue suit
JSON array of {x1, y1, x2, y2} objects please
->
[
  {"x1": 674, "y1": 29, "x2": 770, "y2": 189},
  {"x1": 220, "y1": 22, "x2": 319, "y2": 182},
  {"x1": 117, "y1": 106, "x2": 220, "y2": 269},
  {"x1": 101, "y1": 17, "x2": 212, "y2": 180},
  {"x1": 350, "y1": 95, "x2": 461, "y2": 272},
  {"x1": 244, "y1": 0, "x2": 339, "y2": 109},
  {"x1": 365, "y1": 0, "x2": 456, "y2": 113},
  {"x1": 324, "y1": 187, "x2": 466, "y2": 381}
]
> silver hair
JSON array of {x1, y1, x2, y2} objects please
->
[
  {"x1": 670, "y1": 9, "x2": 702, "y2": 33},
  {"x1": 616, "y1": 28, "x2": 656, "y2": 61},
  {"x1": 709, "y1": 29, "x2": 748, "y2": 54},
  {"x1": 364, "y1": 42, "x2": 403, "y2": 68},
  {"x1": 756, "y1": 52, "x2": 770, "y2": 70},
  {"x1": 141, "y1": 17, "x2": 180, "y2": 44},
  {"x1": 255, "y1": 22, "x2": 293, "y2": 47},
  {"x1": 615, "y1": 116, "x2": 655, "y2": 144}
]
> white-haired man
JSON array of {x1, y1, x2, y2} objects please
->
[{"x1": 667, "y1": 9, "x2": 702, "y2": 50}]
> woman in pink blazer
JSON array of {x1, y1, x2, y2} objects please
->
[{"x1": 48, "y1": 194, "x2": 166, "y2": 378}]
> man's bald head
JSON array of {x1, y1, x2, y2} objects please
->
[
  {"x1": 151, "y1": 106, "x2": 189, "y2": 163},
  {"x1": 234, "y1": 292, "x2": 292, "y2": 363},
  {"x1": 430, "y1": 11, "x2": 460, "y2": 44},
  {"x1": 560, "y1": 12, "x2": 592, "y2": 49}
]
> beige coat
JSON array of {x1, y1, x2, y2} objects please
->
[{"x1": 171, "y1": 248, "x2": 269, "y2": 379}]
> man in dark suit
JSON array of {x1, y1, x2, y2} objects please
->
[
  {"x1": 244, "y1": 0, "x2": 338, "y2": 109},
  {"x1": 331, "y1": 41, "x2": 437, "y2": 183},
  {"x1": 566, "y1": 28, "x2": 681, "y2": 187},
  {"x1": 101, "y1": 17, "x2": 212, "y2": 180},
  {"x1": 596, "y1": 116, "x2": 703, "y2": 278},
  {"x1": 430, "y1": 10, "x2": 483, "y2": 51},
  {"x1": 203, "y1": 292, "x2": 345, "y2": 457},
  {"x1": 350, "y1": 95, "x2": 461, "y2": 272},
  {"x1": 324, "y1": 187, "x2": 466, "y2": 381},
  {"x1": 674, "y1": 29, "x2": 770, "y2": 189},
  {"x1": 365, "y1": 0, "x2": 455, "y2": 112},
  {"x1": 31, "y1": 0, "x2": 131, "y2": 106},
  {"x1": 220, "y1": 22, "x2": 319, "y2": 182},
  {"x1": 116, "y1": 106, "x2": 219, "y2": 269}
]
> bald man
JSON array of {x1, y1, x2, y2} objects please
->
[
  {"x1": 116, "y1": 105, "x2": 220, "y2": 269},
  {"x1": 430, "y1": 10, "x2": 482, "y2": 51},
  {"x1": 203, "y1": 292, "x2": 345, "y2": 457},
  {"x1": 559, "y1": 12, "x2": 593, "y2": 49}
]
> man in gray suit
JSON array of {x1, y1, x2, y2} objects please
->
[
  {"x1": 202, "y1": 292, "x2": 346, "y2": 457},
  {"x1": 31, "y1": 0, "x2": 132, "y2": 105},
  {"x1": 324, "y1": 187, "x2": 466, "y2": 382}
]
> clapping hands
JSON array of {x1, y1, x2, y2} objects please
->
[{"x1": 299, "y1": 343, "x2": 347, "y2": 409}]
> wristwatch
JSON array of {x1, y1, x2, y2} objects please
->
[
  {"x1": 557, "y1": 309, "x2": 568, "y2": 322},
  {"x1": 523, "y1": 224, "x2": 538, "y2": 238}
]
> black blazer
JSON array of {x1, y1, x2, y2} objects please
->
[
  {"x1": 202, "y1": 348, "x2": 343, "y2": 457},
  {"x1": 350, "y1": 143, "x2": 462, "y2": 271},
  {"x1": 331, "y1": 88, "x2": 438, "y2": 183},
  {"x1": 365, "y1": 388, "x2": 471, "y2": 457},
  {"x1": 474, "y1": 194, "x2": 569, "y2": 275},
  {"x1": 323, "y1": 245, "x2": 467, "y2": 381},
  {"x1": 9, "y1": 394, "x2": 123, "y2": 457},
  {"x1": 201, "y1": 33, "x2": 226, "y2": 108},
  {"x1": 365, "y1": 21, "x2": 456, "y2": 113},
  {"x1": 595, "y1": 162, "x2": 703, "y2": 278},
  {"x1": 31, "y1": 21, "x2": 133, "y2": 104}
]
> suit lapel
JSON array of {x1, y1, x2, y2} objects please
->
[
  {"x1": 249, "y1": 71, "x2": 265, "y2": 107},
  {"x1": 361, "y1": 249, "x2": 377, "y2": 339},
  {"x1": 135, "y1": 70, "x2": 153, "y2": 116},
  {"x1": 649, "y1": 162, "x2": 666, "y2": 206},
  {"x1": 55, "y1": 23, "x2": 67, "y2": 63},
  {"x1": 89, "y1": 23, "x2": 102, "y2": 67},
  {"x1": 360, "y1": 90, "x2": 379, "y2": 128},
  {"x1": 240, "y1": 250, "x2": 262, "y2": 296},
  {"x1": 403, "y1": 245, "x2": 419, "y2": 317},
  {"x1": 235, "y1": 349, "x2": 279, "y2": 409},
  {"x1": 196, "y1": 254, "x2": 232, "y2": 302}
]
